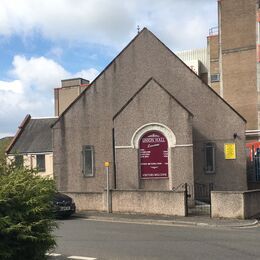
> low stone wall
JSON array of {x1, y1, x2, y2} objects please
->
[
  {"x1": 211, "y1": 190, "x2": 260, "y2": 219},
  {"x1": 110, "y1": 190, "x2": 186, "y2": 216},
  {"x1": 62, "y1": 192, "x2": 104, "y2": 212},
  {"x1": 62, "y1": 190, "x2": 186, "y2": 216},
  {"x1": 211, "y1": 191, "x2": 244, "y2": 219}
]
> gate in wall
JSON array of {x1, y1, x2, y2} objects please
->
[
  {"x1": 174, "y1": 183, "x2": 213, "y2": 216},
  {"x1": 189, "y1": 182, "x2": 213, "y2": 216}
]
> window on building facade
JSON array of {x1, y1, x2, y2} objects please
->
[
  {"x1": 36, "y1": 154, "x2": 46, "y2": 172},
  {"x1": 204, "y1": 143, "x2": 216, "y2": 174},
  {"x1": 14, "y1": 155, "x2": 23, "y2": 168},
  {"x1": 210, "y1": 74, "x2": 220, "y2": 83},
  {"x1": 82, "y1": 145, "x2": 94, "y2": 177}
]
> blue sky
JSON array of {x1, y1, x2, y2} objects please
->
[{"x1": 0, "y1": 0, "x2": 217, "y2": 138}]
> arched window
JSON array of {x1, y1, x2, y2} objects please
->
[{"x1": 131, "y1": 123, "x2": 176, "y2": 148}]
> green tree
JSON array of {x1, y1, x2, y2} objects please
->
[
  {"x1": 0, "y1": 159, "x2": 57, "y2": 260},
  {"x1": 0, "y1": 137, "x2": 13, "y2": 161}
]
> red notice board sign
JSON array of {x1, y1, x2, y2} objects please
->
[{"x1": 139, "y1": 131, "x2": 168, "y2": 179}]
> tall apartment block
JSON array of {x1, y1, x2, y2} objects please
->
[
  {"x1": 208, "y1": 0, "x2": 259, "y2": 141},
  {"x1": 176, "y1": 48, "x2": 208, "y2": 84}
]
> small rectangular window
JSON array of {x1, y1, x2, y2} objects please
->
[
  {"x1": 15, "y1": 155, "x2": 23, "y2": 168},
  {"x1": 82, "y1": 145, "x2": 94, "y2": 177},
  {"x1": 211, "y1": 74, "x2": 220, "y2": 83},
  {"x1": 204, "y1": 143, "x2": 216, "y2": 174},
  {"x1": 36, "y1": 154, "x2": 46, "y2": 172}
]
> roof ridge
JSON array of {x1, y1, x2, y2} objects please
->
[
  {"x1": 113, "y1": 77, "x2": 193, "y2": 120},
  {"x1": 5, "y1": 114, "x2": 31, "y2": 154},
  {"x1": 31, "y1": 116, "x2": 58, "y2": 119},
  {"x1": 51, "y1": 27, "x2": 149, "y2": 128},
  {"x1": 52, "y1": 27, "x2": 246, "y2": 126}
]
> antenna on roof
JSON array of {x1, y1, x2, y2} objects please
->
[{"x1": 137, "y1": 25, "x2": 140, "y2": 34}]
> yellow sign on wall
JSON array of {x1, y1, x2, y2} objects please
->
[{"x1": 224, "y1": 143, "x2": 236, "y2": 160}]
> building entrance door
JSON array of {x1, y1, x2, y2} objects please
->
[{"x1": 139, "y1": 131, "x2": 168, "y2": 179}]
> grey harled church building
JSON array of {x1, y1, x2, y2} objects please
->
[{"x1": 52, "y1": 28, "x2": 247, "y2": 214}]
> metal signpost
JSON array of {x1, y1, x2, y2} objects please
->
[{"x1": 104, "y1": 161, "x2": 110, "y2": 213}]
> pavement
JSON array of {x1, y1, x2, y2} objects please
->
[{"x1": 74, "y1": 211, "x2": 259, "y2": 228}]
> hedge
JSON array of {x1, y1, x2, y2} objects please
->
[{"x1": 0, "y1": 160, "x2": 57, "y2": 260}]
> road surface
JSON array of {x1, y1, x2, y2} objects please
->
[{"x1": 47, "y1": 217, "x2": 260, "y2": 260}]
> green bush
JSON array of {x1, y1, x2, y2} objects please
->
[
  {"x1": 0, "y1": 159, "x2": 57, "y2": 260},
  {"x1": 0, "y1": 137, "x2": 13, "y2": 161}
]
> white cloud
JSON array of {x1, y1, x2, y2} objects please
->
[
  {"x1": 74, "y1": 68, "x2": 99, "y2": 82},
  {"x1": 10, "y1": 55, "x2": 69, "y2": 92},
  {"x1": 0, "y1": 0, "x2": 217, "y2": 50},
  {"x1": 0, "y1": 80, "x2": 23, "y2": 94},
  {"x1": 0, "y1": 0, "x2": 218, "y2": 137},
  {"x1": 48, "y1": 47, "x2": 64, "y2": 59},
  {"x1": 0, "y1": 0, "x2": 135, "y2": 46},
  {"x1": 134, "y1": 0, "x2": 217, "y2": 50},
  {"x1": 0, "y1": 55, "x2": 99, "y2": 137}
]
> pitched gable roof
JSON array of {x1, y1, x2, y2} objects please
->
[
  {"x1": 113, "y1": 77, "x2": 194, "y2": 120},
  {"x1": 6, "y1": 116, "x2": 57, "y2": 154},
  {"x1": 52, "y1": 28, "x2": 246, "y2": 126},
  {"x1": 51, "y1": 28, "x2": 149, "y2": 127}
]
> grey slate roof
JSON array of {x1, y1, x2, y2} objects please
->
[{"x1": 8, "y1": 118, "x2": 56, "y2": 154}]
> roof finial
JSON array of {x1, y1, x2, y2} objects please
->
[{"x1": 137, "y1": 25, "x2": 140, "y2": 34}]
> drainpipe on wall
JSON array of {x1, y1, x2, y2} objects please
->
[
  {"x1": 256, "y1": 6, "x2": 260, "y2": 139},
  {"x1": 218, "y1": 0, "x2": 224, "y2": 98},
  {"x1": 112, "y1": 128, "x2": 117, "y2": 189}
]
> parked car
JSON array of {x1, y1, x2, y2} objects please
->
[{"x1": 53, "y1": 192, "x2": 76, "y2": 217}]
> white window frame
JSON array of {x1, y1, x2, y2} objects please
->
[{"x1": 82, "y1": 145, "x2": 94, "y2": 177}]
